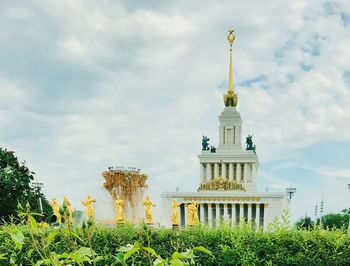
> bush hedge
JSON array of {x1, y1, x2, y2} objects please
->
[{"x1": 1, "y1": 218, "x2": 350, "y2": 265}]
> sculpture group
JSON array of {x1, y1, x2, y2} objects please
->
[
  {"x1": 49, "y1": 194, "x2": 199, "y2": 227},
  {"x1": 49, "y1": 196, "x2": 74, "y2": 224}
]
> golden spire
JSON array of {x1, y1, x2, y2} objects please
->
[{"x1": 223, "y1": 29, "x2": 238, "y2": 107}]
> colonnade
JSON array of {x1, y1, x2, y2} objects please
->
[
  {"x1": 180, "y1": 203, "x2": 267, "y2": 228},
  {"x1": 200, "y1": 162, "x2": 257, "y2": 183}
]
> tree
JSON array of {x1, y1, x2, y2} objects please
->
[
  {"x1": 296, "y1": 216, "x2": 314, "y2": 229},
  {"x1": 320, "y1": 213, "x2": 346, "y2": 229},
  {"x1": 0, "y1": 147, "x2": 45, "y2": 221}
]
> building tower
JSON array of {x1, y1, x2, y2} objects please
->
[
  {"x1": 198, "y1": 29, "x2": 258, "y2": 193},
  {"x1": 161, "y1": 29, "x2": 290, "y2": 228}
]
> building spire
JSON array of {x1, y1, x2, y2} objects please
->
[{"x1": 223, "y1": 29, "x2": 238, "y2": 107}]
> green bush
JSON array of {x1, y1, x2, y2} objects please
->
[{"x1": 1, "y1": 212, "x2": 350, "y2": 265}]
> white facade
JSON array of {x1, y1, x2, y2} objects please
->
[
  {"x1": 160, "y1": 105, "x2": 290, "y2": 229},
  {"x1": 160, "y1": 31, "x2": 290, "y2": 229}
]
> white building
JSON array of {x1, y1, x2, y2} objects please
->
[{"x1": 161, "y1": 30, "x2": 290, "y2": 228}]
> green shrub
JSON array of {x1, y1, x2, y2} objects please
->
[{"x1": 0, "y1": 212, "x2": 350, "y2": 265}]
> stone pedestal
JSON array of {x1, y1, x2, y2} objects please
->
[{"x1": 172, "y1": 224, "x2": 180, "y2": 230}]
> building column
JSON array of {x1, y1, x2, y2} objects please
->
[
  {"x1": 222, "y1": 163, "x2": 226, "y2": 179},
  {"x1": 244, "y1": 163, "x2": 248, "y2": 183},
  {"x1": 215, "y1": 204, "x2": 220, "y2": 226},
  {"x1": 206, "y1": 163, "x2": 212, "y2": 181},
  {"x1": 239, "y1": 204, "x2": 244, "y2": 224},
  {"x1": 214, "y1": 163, "x2": 219, "y2": 178},
  {"x1": 248, "y1": 163, "x2": 252, "y2": 182},
  {"x1": 208, "y1": 204, "x2": 213, "y2": 227},
  {"x1": 248, "y1": 204, "x2": 252, "y2": 227},
  {"x1": 256, "y1": 204, "x2": 260, "y2": 228},
  {"x1": 252, "y1": 163, "x2": 257, "y2": 184},
  {"x1": 231, "y1": 204, "x2": 236, "y2": 226},
  {"x1": 200, "y1": 204, "x2": 205, "y2": 224},
  {"x1": 184, "y1": 204, "x2": 188, "y2": 227},
  {"x1": 223, "y1": 204, "x2": 229, "y2": 223},
  {"x1": 236, "y1": 163, "x2": 241, "y2": 183},
  {"x1": 200, "y1": 163, "x2": 205, "y2": 183},
  {"x1": 263, "y1": 204, "x2": 268, "y2": 228},
  {"x1": 229, "y1": 163, "x2": 233, "y2": 181}
]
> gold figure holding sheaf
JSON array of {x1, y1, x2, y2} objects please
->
[
  {"x1": 82, "y1": 194, "x2": 96, "y2": 219},
  {"x1": 171, "y1": 199, "x2": 181, "y2": 225},
  {"x1": 114, "y1": 195, "x2": 125, "y2": 223},
  {"x1": 63, "y1": 196, "x2": 74, "y2": 224},
  {"x1": 143, "y1": 195, "x2": 156, "y2": 224},
  {"x1": 49, "y1": 198, "x2": 61, "y2": 223},
  {"x1": 187, "y1": 200, "x2": 199, "y2": 226}
]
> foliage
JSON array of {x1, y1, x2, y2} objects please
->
[
  {"x1": 296, "y1": 216, "x2": 314, "y2": 230},
  {"x1": 0, "y1": 147, "x2": 35, "y2": 221},
  {"x1": 72, "y1": 210, "x2": 84, "y2": 224},
  {"x1": 0, "y1": 147, "x2": 52, "y2": 223},
  {"x1": 0, "y1": 210, "x2": 350, "y2": 265},
  {"x1": 319, "y1": 208, "x2": 350, "y2": 229}
]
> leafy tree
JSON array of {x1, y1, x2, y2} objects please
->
[
  {"x1": 72, "y1": 210, "x2": 83, "y2": 224},
  {"x1": 341, "y1": 208, "x2": 350, "y2": 228},
  {"x1": 0, "y1": 147, "x2": 50, "y2": 222},
  {"x1": 318, "y1": 209, "x2": 350, "y2": 229},
  {"x1": 296, "y1": 216, "x2": 314, "y2": 229}
]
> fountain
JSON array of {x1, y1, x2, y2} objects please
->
[{"x1": 102, "y1": 166, "x2": 148, "y2": 221}]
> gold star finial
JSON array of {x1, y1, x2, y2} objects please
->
[
  {"x1": 223, "y1": 28, "x2": 238, "y2": 107},
  {"x1": 227, "y1": 29, "x2": 235, "y2": 48}
]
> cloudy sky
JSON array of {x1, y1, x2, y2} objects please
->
[{"x1": 1, "y1": 0, "x2": 350, "y2": 222}]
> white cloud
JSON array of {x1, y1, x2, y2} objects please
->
[{"x1": 0, "y1": 0, "x2": 350, "y2": 221}]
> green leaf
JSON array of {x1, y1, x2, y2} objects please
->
[
  {"x1": 28, "y1": 248, "x2": 35, "y2": 257},
  {"x1": 153, "y1": 258, "x2": 168, "y2": 265},
  {"x1": 0, "y1": 253, "x2": 7, "y2": 260},
  {"x1": 77, "y1": 247, "x2": 96, "y2": 257},
  {"x1": 193, "y1": 246, "x2": 214, "y2": 257},
  {"x1": 170, "y1": 258, "x2": 185, "y2": 266},
  {"x1": 58, "y1": 252, "x2": 69, "y2": 259},
  {"x1": 30, "y1": 213, "x2": 44, "y2": 217},
  {"x1": 10, "y1": 229, "x2": 24, "y2": 250},
  {"x1": 181, "y1": 249, "x2": 194, "y2": 259},
  {"x1": 70, "y1": 232, "x2": 83, "y2": 241},
  {"x1": 34, "y1": 259, "x2": 50, "y2": 266},
  {"x1": 71, "y1": 252, "x2": 92, "y2": 263},
  {"x1": 47, "y1": 231, "x2": 59, "y2": 245},
  {"x1": 29, "y1": 215, "x2": 38, "y2": 235},
  {"x1": 114, "y1": 253, "x2": 124, "y2": 263},
  {"x1": 172, "y1": 252, "x2": 186, "y2": 260},
  {"x1": 118, "y1": 243, "x2": 135, "y2": 252},
  {"x1": 143, "y1": 247, "x2": 161, "y2": 259},
  {"x1": 95, "y1": 256, "x2": 104, "y2": 262},
  {"x1": 123, "y1": 247, "x2": 140, "y2": 262}
]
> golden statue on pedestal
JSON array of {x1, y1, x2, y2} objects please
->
[
  {"x1": 187, "y1": 200, "x2": 199, "y2": 226},
  {"x1": 49, "y1": 198, "x2": 61, "y2": 223},
  {"x1": 171, "y1": 199, "x2": 181, "y2": 225},
  {"x1": 114, "y1": 195, "x2": 125, "y2": 223},
  {"x1": 82, "y1": 194, "x2": 96, "y2": 220},
  {"x1": 63, "y1": 196, "x2": 74, "y2": 224},
  {"x1": 143, "y1": 195, "x2": 156, "y2": 224}
]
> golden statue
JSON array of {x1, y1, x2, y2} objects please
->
[
  {"x1": 114, "y1": 195, "x2": 125, "y2": 223},
  {"x1": 49, "y1": 198, "x2": 61, "y2": 223},
  {"x1": 142, "y1": 195, "x2": 156, "y2": 224},
  {"x1": 63, "y1": 196, "x2": 74, "y2": 224},
  {"x1": 170, "y1": 199, "x2": 181, "y2": 225},
  {"x1": 82, "y1": 194, "x2": 96, "y2": 219},
  {"x1": 187, "y1": 200, "x2": 199, "y2": 226}
]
